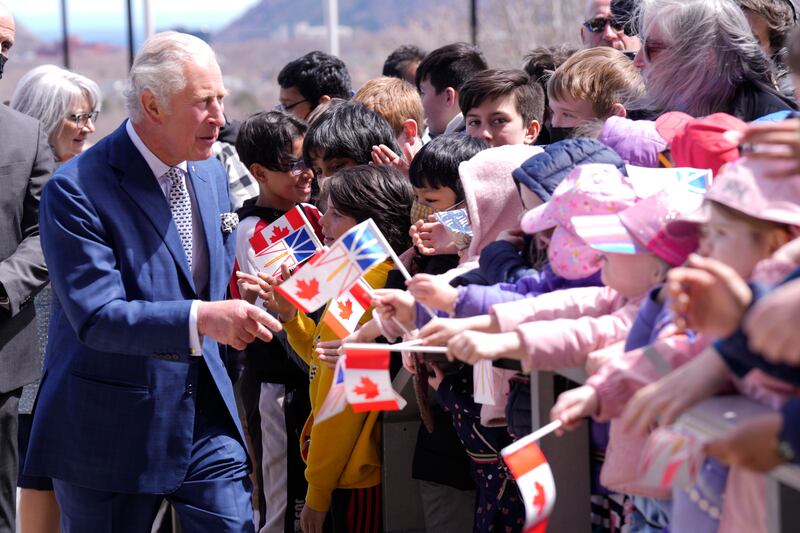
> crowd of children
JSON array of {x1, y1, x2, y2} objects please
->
[
  {"x1": 215, "y1": 2, "x2": 800, "y2": 530},
  {"x1": 60, "y1": 1, "x2": 800, "y2": 532}
]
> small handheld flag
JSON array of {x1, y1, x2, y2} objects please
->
[
  {"x1": 322, "y1": 280, "x2": 373, "y2": 339},
  {"x1": 276, "y1": 219, "x2": 392, "y2": 313},
  {"x1": 249, "y1": 206, "x2": 322, "y2": 278},
  {"x1": 501, "y1": 423, "x2": 560, "y2": 533},
  {"x1": 638, "y1": 426, "x2": 704, "y2": 491},
  {"x1": 315, "y1": 357, "x2": 349, "y2": 423},
  {"x1": 433, "y1": 208, "x2": 473, "y2": 251},
  {"x1": 342, "y1": 345, "x2": 405, "y2": 412}
]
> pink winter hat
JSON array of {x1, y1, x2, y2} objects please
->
[
  {"x1": 689, "y1": 156, "x2": 800, "y2": 227},
  {"x1": 460, "y1": 144, "x2": 543, "y2": 262},
  {"x1": 572, "y1": 184, "x2": 704, "y2": 266},
  {"x1": 521, "y1": 164, "x2": 639, "y2": 279},
  {"x1": 521, "y1": 164, "x2": 638, "y2": 235}
]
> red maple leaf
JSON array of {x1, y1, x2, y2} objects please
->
[
  {"x1": 532, "y1": 481, "x2": 546, "y2": 515},
  {"x1": 296, "y1": 278, "x2": 320, "y2": 300},
  {"x1": 338, "y1": 299, "x2": 354, "y2": 320},
  {"x1": 353, "y1": 376, "x2": 380, "y2": 399},
  {"x1": 270, "y1": 225, "x2": 290, "y2": 243}
]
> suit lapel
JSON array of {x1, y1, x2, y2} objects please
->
[
  {"x1": 110, "y1": 124, "x2": 196, "y2": 294},
  {"x1": 188, "y1": 162, "x2": 220, "y2": 301}
]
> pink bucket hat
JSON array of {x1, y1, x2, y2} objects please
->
[
  {"x1": 688, "y1": 156, "x2": 800, "y2": 227},
  {"x1": 572, "y1": 183, "x2": 705, "y2": 267},
  {"x1": 521, "y1": 164, "x2": 639, "y2": 279}
]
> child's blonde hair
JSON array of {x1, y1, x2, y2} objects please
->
[
  {"x1": 354, "y1": 76, "x2": 424, "y2": 140},
  {"x1": 547, "y1": 47, "x2": 644, "y2": 118}
]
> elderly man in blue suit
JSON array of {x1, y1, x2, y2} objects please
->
[{"x1": 25, "y1": 32, "x2": 281, "y2": 532}]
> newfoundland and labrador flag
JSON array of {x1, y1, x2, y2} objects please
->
[
  {"x1": 315, "y1": 357, "x2": 348, "y2": 423},
  {"x1": 249, "y1": 205, "x2": 322, "y2": 278},
  {"x1": 501, "y1": 434, "x2": 556, "y2": 533},
  {"x1": 276, "y1": 219, "x2": 392, "y2": 313},
  {"x1": 322, "y1": 279, "x2": 373, "y2": 339},
  {"x1": 343, "y1": 346, "x2": 405, "y2": 412}
]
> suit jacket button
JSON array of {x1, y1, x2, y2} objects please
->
[{"x1": 186, "y1": 383, "x2": 193, "y2": 395}]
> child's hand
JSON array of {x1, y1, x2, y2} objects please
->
[
  {"x1": 235, "y1": 271, "x2": 266, "y2": 305},
  {"x1": 744, "y1": 276, "x2": 800, "y2": 365},
  {"x1": 621, "y1": 347, "x2": 730, "y2": 435},
  {"x1": 447, "y1": 331, "x2": 523, "y2": 364},
  {"x1": 550, "y1": 385, "x2": 599, "y2": 431},
  {"x1": 371, "y1": 144, "x2": 410, "y2": 176},
  {"x1": 427, "y1": 363, "x2": 445, "y2": 391},
  {"x1": 419, "y1": 317, "x2": 474, "y2": 346},
  {"x1": 667, "y1": 254, "x2": 751, "y2": 336},
  {"x1": 316, "y1": 339, "x2": 342, "y2": 369},
  {"x1": 704, "y1": 413, "x2": 785, "y2": 472},
  {"x1": 496, "y1": 228, "x2": 525, "y2": 250},
  {"x1": 261, "y1": 263, "x2": 297, "y2": 322},
  {"x1": 372, "y1": 289, "x2": 417, "y2": 329},
  {"x1": 740, "y1": 119, "x2": 800, "y2": 177},
  {"x1": 406, "y1": 273, "x2": 459, "y2": 313},
  {"x1": 412, "y1": 218, "x2": 459, "y2": 256}
]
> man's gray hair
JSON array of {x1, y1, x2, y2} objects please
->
[
  {"x1": 636, "y1": 0, "x2": 770, "y2": 117},
  {"x1": 124, "y1": 31, "x2": 216, "y2": 122},
  {"x1": 11, "y1": 64, "x2": 101, "y2": 147}
]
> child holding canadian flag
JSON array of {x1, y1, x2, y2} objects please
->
[{"x1": 258, "y1": 165, "x2": 413, "y2": 533}]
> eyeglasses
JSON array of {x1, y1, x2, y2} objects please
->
[
  {"x1": 67, "y1": 111, "x2": 99, "y2": 128},
  {"x1": 583, "y1": 16, "x2": 624, "y2": 33},
  {"x1": 287, "y1": 158, "x2": 309, "y2": 176},
  {"x1": 275, "y1": 99, "x2": 308, "y2": 113},
  {"x1": 641, "y1": 39, "x2": 668, "y2": 63}
]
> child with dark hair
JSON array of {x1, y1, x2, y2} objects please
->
[
  {"x1": 382, "y1": 44, "x2": 427, "y2": 85},
  {"x1": 458, "y1": 68, "x2": 545, "y2": 147},
  {"x1": 277, "y1": 50, "x2": 353, "y2": 120},
  {"x1": 415, "y1": 42, "x2": 489, "y2": 136},
  {"x1": 522, "y1": 45, "x2": 580, "y2": 143},
  {"x1": 302, "y1": 101, "x2": 400, "y2": 181},
  {"x1": 259, "y1": 164, "x2": 414, "y2": 533},
  {"x1": 231, "y1": 110, "x2": 322, "y2": 533}
]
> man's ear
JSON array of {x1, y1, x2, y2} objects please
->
[
  {"x1": 445, "y1": 87, "x2": 458, "y2": 110},
  {"x1": 524, "y1": 119, "x2": 541, "y2": 145},
  {"x1": 609, "y1": 103, "x2": 627, "y2": 118},
  {"x1": 140, "y1": 89, "x2": 164, "y2": 124},
  {"x1": 319, "y1": 95, "x2": 331, "y2": 105},
  {"x1": 402, "y1": 119, "x2": 419, "y2": 143},
  {"x1": 249, "y1": 163, "x2": 268, "y2": 183}
]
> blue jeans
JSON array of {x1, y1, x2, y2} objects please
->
[{"x1": 630, "y1": 495, "x2": 671, "y2": 533}]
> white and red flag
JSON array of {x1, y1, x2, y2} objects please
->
[
  {"x1": 322, "y1": 280, "x2": 373, "y2": 339},
  {"x1": 501, "y1": 433, "x2": 557, "y2": 533},
  {"x1": 342, "y1": 346, "x2": 405, "y2": 412},
  {"x1": 275, "y1": 219, "x2": 392, "y2": 313},
  {"x1": 249, "y1": 205, "x2": 322, "y2": 278},
  {"x1": 638, "y1": 426, "x2": 704, "y2": 491}
]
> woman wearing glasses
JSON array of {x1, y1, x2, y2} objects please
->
[
  {"x1": 632, "y1": 0, "x2": 796, "y2": 121},
  {"x1": 9, "y1": 64, "x2": 101, "y2": 533}
]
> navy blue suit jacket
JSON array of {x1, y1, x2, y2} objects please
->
[{"x1": 26, "y1": 122, "x2": 242, "y2": 493}]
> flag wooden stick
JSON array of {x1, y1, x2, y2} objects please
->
[
  {"x1": 368, "y1": 219, "x2": 438, "y2": 321},
  {"x1": 343, "y1": 342, "x2": 448, "y2": 354}
]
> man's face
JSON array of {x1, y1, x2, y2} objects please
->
[
  {"x1": 465, "y1": 94, "x2": 532, "y2": 147},
  {"x1": 580, "y1": 0, "x2": 640, "y2": 52},
  {"x1": 0, "y1": 9, "x2": 15, "y2": 58},
  {"x1": 278, "y1": 85, "x2": 313, "y2": 120},
  {"x1": 419, "y1": 78, "x2": 456, "y2": 136},
  {"x1": 159, "y1": 56, "x2": 226, "y2": 164}
]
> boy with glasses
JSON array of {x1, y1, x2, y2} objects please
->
[
  {"x1": 232, "y1": 110, "x2": 323, "y2": 533},
  {"x1": 277, "y1": 51, "x2": 353, "y2": 121}
]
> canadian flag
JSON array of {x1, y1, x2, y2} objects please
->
[
  {"x1": 322, "y1": 280, "x2": 373, "y2": 339},
  {"x1": 501, "y1": 435, "x2": 556, "y2": 533},
  {"x1": 342, "y1": 347, "x2": 405, "y2": 412},
  {"x1": 249, "y1": 206, "x2": 322, "y2": 278}
]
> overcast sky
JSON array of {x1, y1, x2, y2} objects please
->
[{"x1": 4, "y1": 0, "x2": 260, "y2": 41}]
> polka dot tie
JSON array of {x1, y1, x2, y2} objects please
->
[{"x1": 165, "y1": 167, "x2": 193, "y2": 269}]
